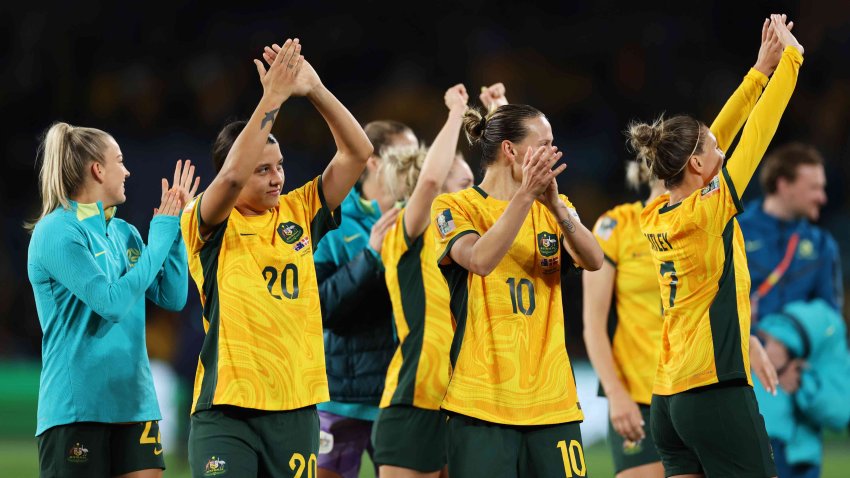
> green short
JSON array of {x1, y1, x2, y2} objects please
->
[
  {"x1": 445, "y1": 412, "x2": 587, "y2": 478},
  {"x1": 651, "y1": 383, "x2": 776, "y2": 478},
  {"x1": 189, "y1": 405, "x2": 319, "y2": 478},
  {"x1": 372, "y1": 405, "x2": 447, "y2": 472},
  {"x1": 38, "y1": 420, "x2": 165, "y2": 477},
  {"x1": 608, "y1": 404, "x2": 661, "y2": 473}
]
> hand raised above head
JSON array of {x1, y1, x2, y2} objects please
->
[
  {"x1": 253, "y1": 38, "x2": 304, "y2": 103},
  {"x1": 262, "y1": 41, "x2": 323, "y2": 97},
  {"x1": 479, "y1": 82, "x2": 508, "y2": 112},
  {"x1": 771, "y1": 14, "x2": 803, "y2": 55},
  {"x1": 444, "y1": 84, "x2": 469, "y2": 113}
]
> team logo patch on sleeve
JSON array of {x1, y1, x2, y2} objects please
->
[
  {"x1": 436, "y1": 209, "x2": 456, "y2": 238},
  {"x1": 594, "y1": 216, "x2": 617, "y2": 241},
  {"x1": 537, "y1": 231, "x2": 559, "y2": 257},
  {"x1": 701, "y1": 176, "x2": 720, "y2": 198},
  {"x1": 277, "y1": 222, "x2": 304, "y2": 244}
]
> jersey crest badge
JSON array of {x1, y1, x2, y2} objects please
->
[
  {"x1": 127, "y1": 248, "x2": 141, "y2": 267},
  {"x1": 594, "y1": 216, "x2": 617, "y2": 241},
  {"x1": 436, "y1": 209, "x2": 456, "y2": 238},
  {"x1": 537, "y1": 232, "x2": 559, "y2": 257},
  {"x1": 701, "y1": 176, "x2": 720, "y2": 198},
  {"x1": 277, "y1": 222, "x2": 304, "y2": 244}
]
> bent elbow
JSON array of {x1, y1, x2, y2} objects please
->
[
  {"x1": 468, "y1": 259, "x2": 495, "y2": 277},
  {"x1": 417, "y1": 176, "x2": 441, "y2": 195},
  {"x1": 585, "y1": 255, "x2": 604, "y2": 272}
]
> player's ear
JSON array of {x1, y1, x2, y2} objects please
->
[
  {"x1": 501, "y1": 140, "x2": 518, "y2": 164},
  {"x1": 90, "y1": 161, "x2": 105, "y2": 184},
  {"x1": 689, "y1": 154, "x2": 702, "y2": 173}
]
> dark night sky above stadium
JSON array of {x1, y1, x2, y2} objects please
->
[{"x1": 2, "y1": 0, "x2": 849, "y2": 355}]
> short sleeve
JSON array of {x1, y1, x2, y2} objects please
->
[
  {"x1": 381, "y1": 208, "x2": 411, "y2": 267},
  {"x1": 180, "y1": 193, "x2": 223, "y2": 254},
  {"x1": 431, "y1": 193, "x2": 479, "y2": 264},
  {"x1": 287, "y1": 175, "x2": 342, "y2": 245},
  {"x1": 592, "y1": 209, "x2": 621, "y2": 266},
  {"x1": 691, "y1": 168, "x2": 743, "y2": 235}
]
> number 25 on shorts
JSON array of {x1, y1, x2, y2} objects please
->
[{"x1": 557, "y1": 439, "x2": 586, "y2": 477}]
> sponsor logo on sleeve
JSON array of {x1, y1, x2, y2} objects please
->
[
  {"x1": 594, "y1": 216, "x2": 617, "y2": 241},
  {"x1": 701, "y1": 176, "x2": 720, "y2": 198},
  {"x1": 436, "y1": 209, "x2": 456, "y2": 238}
]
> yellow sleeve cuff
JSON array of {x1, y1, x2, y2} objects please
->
[
  {"x1": 745, "y1": 68, "x2": 769, "y2": 87},
  {"x1": 783, "y1": 45, "x2": 804, "y2": 64}
]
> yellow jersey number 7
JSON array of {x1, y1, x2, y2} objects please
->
[{"x1": 660, "y1": 261, "x2": 678, "y2": 309}]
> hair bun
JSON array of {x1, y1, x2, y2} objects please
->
[
  {"x1": 462, "y1": 107, "x2": 486, "y2": 146},
  {"x1": 627, "y1": 115, "x2": 665, "y2": 172}
]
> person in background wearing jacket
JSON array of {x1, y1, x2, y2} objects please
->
[
  {"x1": 755, "y1": 300, "x2": 850, "y2": 478},
  {"x1": 738, "y1": 142, "x2": 844, "y2": 478},
  {"x1": 313, "y1": 120, "x2": 417, "y2": 478}
]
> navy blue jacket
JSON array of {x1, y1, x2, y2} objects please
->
[
  {"x1": 738, "y1": 199, "x2": 842, "y2": 319},
  {"x1": 313, "y1": 187, "x2": 395, "y2": 420}
]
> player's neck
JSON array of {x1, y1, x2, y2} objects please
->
[
  {"x1": 667, "y1": 174, "x2": 705, "y2": 206},
  {"x1": 361, "y1": 176, "x2": 396, "y2": 213},
  {"x1": 479, "y1": 164, "x2": 520, "y2": 201},
  {"x1": 70, "y1": 184, "x2": 106, "y2": 207}
]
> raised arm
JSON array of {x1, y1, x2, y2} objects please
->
[
  {"x1": 479, "y1": 82, "x2": 508, "y2": 113},
  {"x1": 263, "y1": 44, "x2": 373, "y2": 211},
  {"x1": 727, "y1": 15, "x2": 804, "y2": 196},
  {"x1": 710, "y1": 19, "x2": 783, "y2": 151},
  {"x1": 404, "y1": 84, "x2": 468, "y2": 239},
  {"x1": 447, "y1": 146, "x2": 564, "y2": 276},
  {"x1": 40, "y1": 189, "x2": 185, "y2": 322},
  {"x1": 198, "y1": 38, "x2": 303, "y2": 235},
  {"x1": 146, "y1": 160, "x2": 200, "y2": 311}
]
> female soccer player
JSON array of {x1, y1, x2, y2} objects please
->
[
  {"x1": 371, "y1": 83, "x2": 473, "y2": 478},
  {"x1": 431, "y1": 99, "x2": 603, "y2": 477},
  {"x1": 181, "y1": 38, "x2": 372, "y2": 477},
  {"x1": 584, "y1": 19, "x2": 786, "y2": 477},
  {"x1": 632, "y1": 15, "x2": 803, "y2": 478},
  {"x1": 583, "y1": 163, "x2": 667, "y2": 478},
  {"x1": 27, "y1": 122, "x2": 198, "y2": 478}
]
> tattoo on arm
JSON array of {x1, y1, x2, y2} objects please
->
[
  {"x1": 261, "y1": 108, "x2": 280, "y2": 130},
  {"x1": 561, "y1": 217, "x2": 576, "y2": 234}
]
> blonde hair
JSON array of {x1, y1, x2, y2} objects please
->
[
  {"x1": 625, "y1": 160, "x2": 654, "y2": 191},
  {"x1": 25, "y1": 122, "x2": 112, "y2": 231},
  {"x1": 378, "y1": 144, "x2": 427, "y2": 201}
]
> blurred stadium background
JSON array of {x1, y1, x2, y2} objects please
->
[{"x1": 1, "y1": 1, "x2": 849, "y2": 475}]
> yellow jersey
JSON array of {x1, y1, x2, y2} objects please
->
[
  {"x1": 640, "y1": 47, "x2": 803, "y2": 395},
  {"x1": 432, "y1": 186, "x2": 583, "y2": 426},
  {"x1": 379, "y1": 209, "x2": 454, "y2": 410},
  {"x1": 592, "y1": 201, "x2": 662, "y2": 405},
  {"x1": 181, "y1": 176, "x2": 339, "y2": 413}
]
